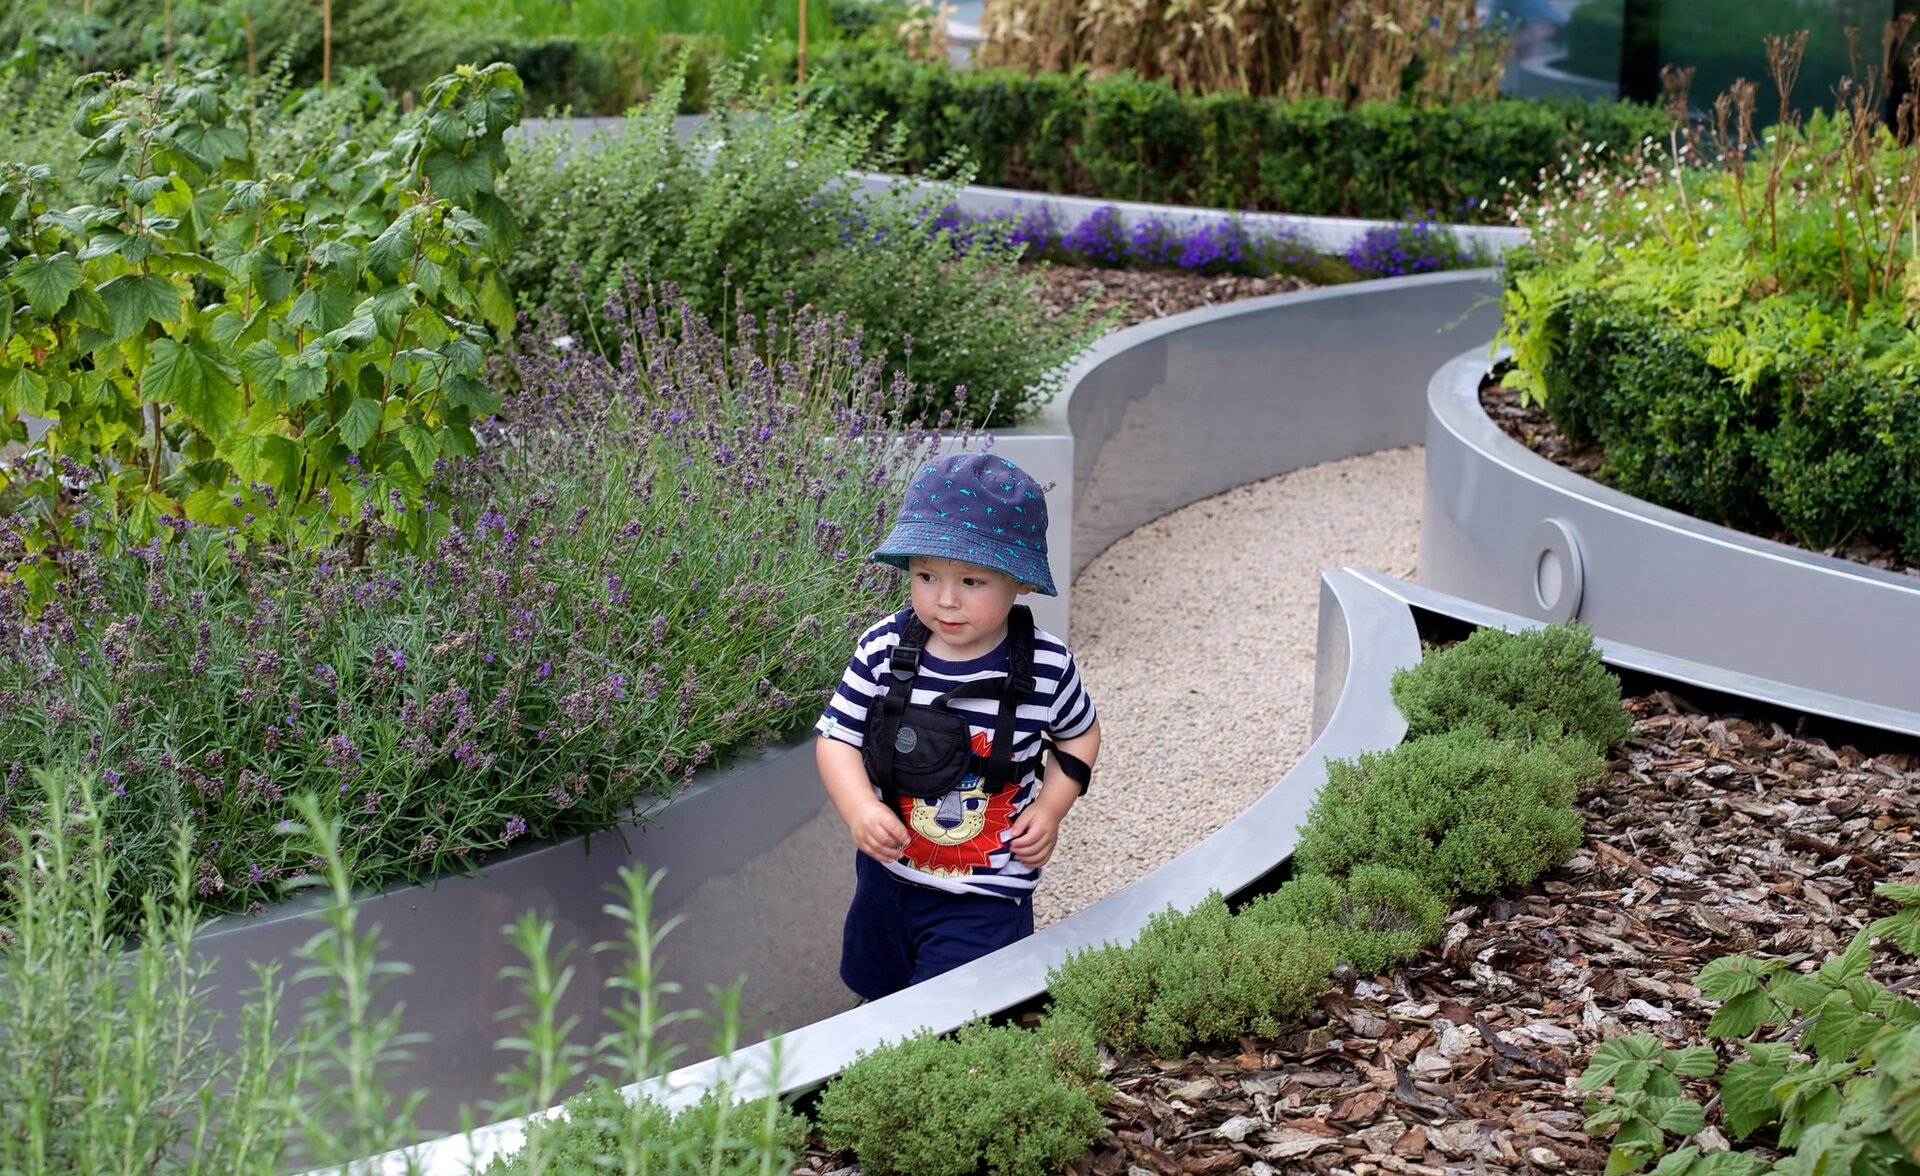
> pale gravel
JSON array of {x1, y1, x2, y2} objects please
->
[{"x1": 1034, "y1": 445, "x2": 1427, "y2": 929}]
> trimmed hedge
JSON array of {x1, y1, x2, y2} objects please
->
[{"x1": 803, "y1": 46, "x2": 1667, "y2": 222}]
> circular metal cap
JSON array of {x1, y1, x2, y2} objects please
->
[{"x1": 1524, "y1": 518, "x2": 1585, "y2": 623}]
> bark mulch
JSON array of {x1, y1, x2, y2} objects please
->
[
  {"x1": 1032, "y1": 265, "x2": 1314, "y2": 333},
  {"x1": 794, "y1": 690, "x2": 1920, "y2": 1175},
  {"x1": 1479, "y1": 380, "x2": 1920, "y2": 580}
]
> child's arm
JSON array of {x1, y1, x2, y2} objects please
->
[
  {"x1": 818, "y1": 736, "x2": 911, "y2": 863},
  {"x1": 1006, "y1": 718, "x2": 1101, "y2": 869}
]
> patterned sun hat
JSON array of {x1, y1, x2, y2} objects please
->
[{"x1": 873, "y1": 453, "x2": 1056, "y2": 596}]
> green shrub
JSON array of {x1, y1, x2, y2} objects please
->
[
  {"x1": 815, "y1": 1018, "x2": 1109, "y2": 1176},
  {"x1": 803, "y1": 44, "x2": 1667, "y2": 223},
  {"x1": 1391, "y1": 622, "x2": 1632, "y2": 755},
  {"x1": 1243, "y1": 864, "x2": 1446, "y2": 978},
  {"x1": 1047, "y1": 893, "x2": 1338, "y2": 1058},
  {"x1": 1501, "y1": 106, "x2": 1920, "y2": 565},
  {"x1": 501, "y1": 68, "x2": 1106, "y2": 426},
  {"x1": 1297, "y1": 729, "x2": 1595, "y2": 899},
  {"x1": 484, "y1": 1078, "x2": 807, "y2": 1175},
  {"x1": 0, "y1": 63, "x2": 522, "y2": 587}
]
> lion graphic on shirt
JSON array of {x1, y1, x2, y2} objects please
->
[{"x1": 896, "y1": 731, "x2": 1016, "y2": 877}]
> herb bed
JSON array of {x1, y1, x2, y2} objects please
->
[{"x1": 792, "y1": 689, "x2": 1920, "y2": 1175}]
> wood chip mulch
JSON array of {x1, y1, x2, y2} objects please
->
[
  {"x1": 1479, "y1": 379, "x2": 1920, "y2": 580},
  {"x1": 1032, "y1": 264, "x2": 1314, "y2": 333},
  {"x1": 795, "y1": 690, "x2": 1920, "y2": 1175}
]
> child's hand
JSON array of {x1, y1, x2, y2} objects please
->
[
  {"x1": 849, "y1": 801, "x2": 911, "y2": 863},
  {"x1": 1007, "y1": 804, "x2": 1064, "y2": 868}
]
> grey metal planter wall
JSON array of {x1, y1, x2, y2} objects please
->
[
  {"x1": 1036, "y1": 269, "x2": 1505, "y2": 576},
  {"x1": 1421, "y1": 348, "x2": 1920, "y2": 717}
]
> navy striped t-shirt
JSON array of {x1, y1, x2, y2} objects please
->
[{"x1": 815, "y1": 607, "x2": 1097, "y2": 899}]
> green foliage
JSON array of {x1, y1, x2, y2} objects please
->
[
  {"x1": 1580, "y1": 883, "x2": 1920, "y2": 1175},
  {"x1": 0, "y1": 0, "x2": 459, "y2": 94},
  {"x1": 1501, "y1": 110, "x2": 1920, "y2": 564},
  {"x1": 501, "y1": 67, "x2": 1107, "y2": 426},
  {"x1": 1391, "y1": 622, "x2": 1632, "y2": 755},
  {"x1": 1296, "y1": 729, "x2": 1596, "y2": 899},
  {"x1": 484, "y1": 1078, "x2": 807, "y2": 1175},
  {"x1": 1047, "y1": 892, "x2": 1338, "y2": 1058},
  {"x1": 802, "y1": 44, "x2": 1667, "y2": 223},
  {"x1": 0, "y1": 63, "x2": 522, "y2": 591},
  {"x1": 0, "y1": 767, "x2": 299, "y2": 1172},
  {"x1": 815, "y1": 1018, "x2": 1109, "y2": 1176},
  {"x1": 0, "y1": 771, "x2": 804, "y2": 1172},
  {"x1": 1242, "y1": 864, "x2": 1446, "y2": 978},
  {"x1": 1577, "y1": 1036, "x2": 1717, "y2": 1176}
]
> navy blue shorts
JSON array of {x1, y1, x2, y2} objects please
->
[{"x1": 840, "y1": 853, "x2": 1035, "y2": 1000}]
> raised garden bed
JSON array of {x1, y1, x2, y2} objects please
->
[
  {"x1": 1478, "y1": 380, "x2": 1918, "y2": 580},
  {"x1": 1421, "y1": 348, "x2": 1920, "y2": 716}
]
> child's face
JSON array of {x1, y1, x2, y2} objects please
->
[{"x1": 906, "y1": 557, "x2": 1030, "y2": 660}]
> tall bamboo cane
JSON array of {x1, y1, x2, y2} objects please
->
[
  {"x1": 798, "y1": 0, "x2": 808, "y2": 85},
  {"x1": 322, "y1": 0, "x2": 333, "y2": 91}
]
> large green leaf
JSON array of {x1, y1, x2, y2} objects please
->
[
  {"x1": 282, "y1": 350, "x2": 329, "y2": 407},
  {"x1": 337, "y1": 396, "x2": 383, "y2": 449},
  {"x1": 422, "y1": 146, "x2": 495, "y2": 204},
  {"x1": 394, "y1": 421, "x2": 440, "y2": 476},
  {"x1": 235, "y1": 338, "x2": 283, "y2": 392},
  {"x1": 1718, "y1": 1059, "x2": 1785, "y2": 1140},
  {"x1": 367, "y1": 216, "x2": 418, "y2": 282},
  {"x1": 217, "y1": 428, "x2": 302, "y2": 490},
  {"x1": 10, "y1": 251, "x2": 82, "y2": 319},
  {"x1": 288, "y1": 283, "x2": 354, "y2": 333},
  {"x1": 0, "y1": 365, "x2": 48, "y2": 415},
  {"x1": 145, "y1": 337, "x2": 240, "y2": 440},
  {"x1": 98, "y1": 272, "x2": 182, "y2": 342}
]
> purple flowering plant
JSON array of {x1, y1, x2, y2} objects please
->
[
  {"x1": 0, "y1": 281, "x2": 964, "y2": 930},
  {"x1": 930, "y1": 201, "x2": 1491, "y2": 286},
  {"x1": 1342, "y1": 211, "x2": 1490, "y2": 280},
  {"x1": 930, "y1": 202, "x2": 1339, "y2": 281}
]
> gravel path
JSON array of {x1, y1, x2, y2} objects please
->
[{"x1": 1034, "y1": 446, "x2": 1427, "y2": 928}]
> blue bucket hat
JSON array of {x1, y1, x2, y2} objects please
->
[{"x1": 874, "y1": 453, "x2": 1057, "y2": 596}]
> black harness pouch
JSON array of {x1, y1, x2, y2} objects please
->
[
  {"x1": 863, "y1": 607, "x2": 1036, "y2": 809},
  {"x1": 862, "y1": 696, "x2": 977, "y2": 801}
]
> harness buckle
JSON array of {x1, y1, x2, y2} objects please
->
[{"x1": 889, "y1": 643, "x2": 921, "y2": 681}]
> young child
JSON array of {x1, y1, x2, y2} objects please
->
[{"x1": 815, "y1": 452, "x2": 1101, "y2": 1001}]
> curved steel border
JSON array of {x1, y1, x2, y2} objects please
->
[{"x1": 1421, "y1": 347, "x2": 1920, "y2": 715}]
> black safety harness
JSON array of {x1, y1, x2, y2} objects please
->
[{"x1": 861, "y1": 605, "x2": 1092, "y2": 809}]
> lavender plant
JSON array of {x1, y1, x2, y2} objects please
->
[
  {"x1": 929, "y1": 201, "x2": 1368, "y2": 283},
  {"x1": 1342, "y1": 213, "x2": 1489, "y2": 280},
  {"x1": 0, "y1": 287, "x2": 952, "y2": 930}
]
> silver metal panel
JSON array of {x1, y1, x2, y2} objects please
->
[
  {"x1": 191, "y1": 738, "x2": 853, "y2": 1131},
  {"x1": 1058, "y1": 270, "x2": 1506, "y2": 575},
  {"x1": 1421, "y1": 348, "x2": 1920, "y2": 714}
]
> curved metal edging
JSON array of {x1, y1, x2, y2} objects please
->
[
  {"x1": 1420, "y1": 346, "x2": 1920, "y2": 714},
  {"x1": 378, "y1": 568, "x2": 1422, "y2": 1174},
  {"x1": 1012, "y1": 268, "x2": 1507, "y2": 577}
]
